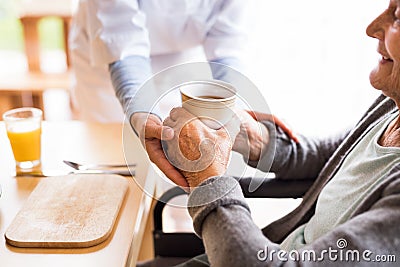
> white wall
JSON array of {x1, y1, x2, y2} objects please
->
[{"x1": 242, "y1": 0, "x2": 387, "y2": 137}]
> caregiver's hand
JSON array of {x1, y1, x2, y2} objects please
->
[{"x1": 131, "y1": 112, "x2": 189, "y2": 187}]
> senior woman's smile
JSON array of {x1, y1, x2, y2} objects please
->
[{"x1": 367, "y1": 0, "x2": 400, "y2": 99}]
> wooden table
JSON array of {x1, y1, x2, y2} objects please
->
[{"x1": 0, "y1": 121, "x2": 155, "y2": 267}]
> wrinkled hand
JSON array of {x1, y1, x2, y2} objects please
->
[
  {"x1": 232, "y1": 110, "x2": 299, "y2": 162},
  {"x1": 163, "y1": 108, "x2": 240, "y2": 188},
  {"x1": 232, "y1": 109, "x2": 269, "y2": 161},
  {"x1": 246, "y1": 111, "x2": 299, "y2": 143},
  {"x1": 130, "y1": 112, "x2": 189, "y2": 187}
]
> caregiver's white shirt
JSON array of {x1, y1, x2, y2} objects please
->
[{"x1": 69, "y1": 0, "x2": 248, "y2": 122}]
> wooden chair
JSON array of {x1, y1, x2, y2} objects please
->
[{"x1": 0, "y1": 1, "x2": 74, "y2": 119}]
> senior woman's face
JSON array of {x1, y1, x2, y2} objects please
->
[{"x1": 367, "y1": 0, "x2": 400, "y2": 99}]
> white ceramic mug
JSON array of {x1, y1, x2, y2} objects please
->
[{"x1": 180, "y1": 80, "x2": 236, "y2": 129}]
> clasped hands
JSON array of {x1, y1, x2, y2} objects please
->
[
  {"x1": 131, "y1": 108, "x2": 296, "y2": 190},
  {"x1": 162, "y1": 108, "x2": 240, "y2": 188}
]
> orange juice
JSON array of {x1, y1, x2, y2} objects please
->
[
  {"x1": 7, "y1": 127, "x2": 41, "y2": 162},
  {"x1": 3, "y1": 107, "x2": 43, "y2": 168}
]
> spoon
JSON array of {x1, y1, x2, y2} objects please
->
[
  {"x1": 63, "y1": 160, "x2": 136, "y2": 171},
  {"x1": 16, "y1": 169, "x2": 134, "y2": 177}
]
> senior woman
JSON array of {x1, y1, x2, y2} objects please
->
[{"x1": 161, "y1": 0, "x2": 400, "y2": 266}]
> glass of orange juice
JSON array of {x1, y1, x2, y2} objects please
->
[{"x1": 3, "y1": 107, "x2": 43, "y2": 170}]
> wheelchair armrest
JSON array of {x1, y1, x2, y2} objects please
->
[
  {"x1": 154, "y1": 177, "x2": 313, "y2": 230},
  {"x1": 238, "y1": 177, "x2": 314, "y2": 198},
  {"x1": 154, "y1": 186, "x2": 188, "y2": 232},
  {"x1": 152, "y1": 177, "x2": 314, "y2": 258},
  {"x1": 153, "y1": 186, "x2": 203, "y2": 257}
]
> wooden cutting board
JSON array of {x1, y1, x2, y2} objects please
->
[{"x1": 5, "y1": 174, "x2": 128, "y2": 248}]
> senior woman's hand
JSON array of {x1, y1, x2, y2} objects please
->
[
  {"x1": 232, "y1": 110, "x2": 299, "y2": 162},
  {"x1": 163, "y1": 108, "x2": 240, "y2": 188},
  {"x1": 232, "y1": 109, "x2": 270, "y2": 161}
]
